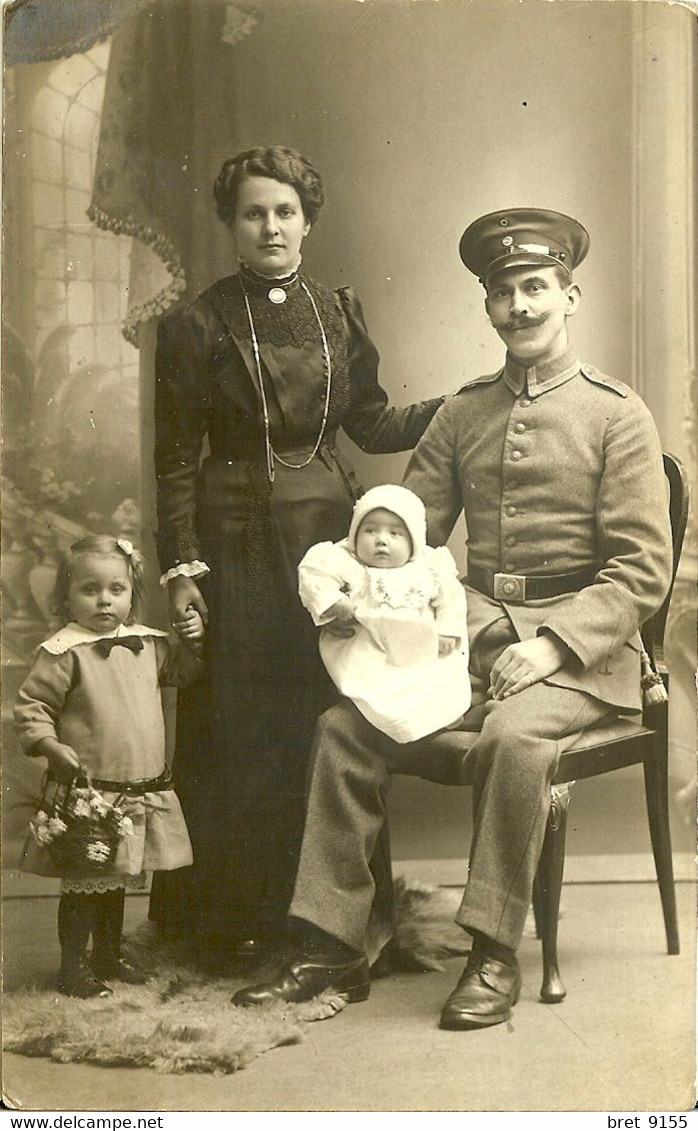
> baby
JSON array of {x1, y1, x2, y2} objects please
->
[{"x1": 298, "y1": 484, "x2": 471, "y2": 743}]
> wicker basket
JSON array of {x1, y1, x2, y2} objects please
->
[
  {"x1": 31, "y1": 773, "x2": 126, "y2": 875},
  {"x1": 47, "y1": 818, "x2": 121, "y2": 873}
]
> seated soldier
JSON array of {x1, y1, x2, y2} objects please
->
[{"x1": 232, "y1": 208, "x2": 672, "y2": 1031}]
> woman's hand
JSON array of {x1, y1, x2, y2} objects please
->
[
  {"x1": 35, "y1": 738, "x2": 81, "y2": 785},
  {"x1": 173, "y1": 605, "x2": 205, "y2": 640},
  {"x1": 168, "y1": 574, "x2": 209, "y2": 627}
]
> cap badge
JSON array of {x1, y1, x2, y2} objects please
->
[
  {"x1": 499, "y1": 218, "x2": 509, "y2": 227},
  {"x1": 501, "y1": 235, "x2": 513, "y2": 247}
]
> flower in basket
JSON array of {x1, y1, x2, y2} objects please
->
[
  {"x1": 72, "y1": 796, "x2": 93, "y2": 819},
  {"x1": 116, "y1": 815, "x2": 134, "y2": 838},
  {"x1": 30, "y1": 780, "x2": 134, "y2": 873},
  {"x1": 88, "y1": 792, "x2": 110, "y2": 818}
]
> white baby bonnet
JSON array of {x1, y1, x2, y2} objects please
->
[{"x1": 347, "y1": 484, "x2": 427, "y2": 562}]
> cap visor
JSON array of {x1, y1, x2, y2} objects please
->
[{"x1": 483, "y1": 252, "x2": 571, "y2": 284}]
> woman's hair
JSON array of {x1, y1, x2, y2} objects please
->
[
  {"x1": 213, "y1": 146, "x2": 325, "y2": 228},
  {"x1": 51, "y1": 534, "x2": 144, "y2": 626}
]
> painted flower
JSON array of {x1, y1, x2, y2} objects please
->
[
  {"x1": 117, "y1": 816, "x2": 134, "y2": 838},
  {"x1": 47, "y1": 816, "x2": 68, "y2": 837}
]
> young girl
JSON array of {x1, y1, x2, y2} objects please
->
[
  {"x1": 13, "y1": 535, "x2": 204, "y2": 999},
  {"x1": 298, "y1": 484, "x2": 472, "y2": 743}
]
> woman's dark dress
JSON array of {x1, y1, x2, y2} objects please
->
[{"x1": 148, "y1": 271, "x2": 442, "y2": 950}]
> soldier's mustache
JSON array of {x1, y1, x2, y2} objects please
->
[{"x1": 502, "y1": 313, "x2": 548, "y2": 332}]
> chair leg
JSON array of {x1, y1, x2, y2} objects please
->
[
  {"x1": 535, "y1": 783, "x2": 573, "y2": 1004},
  {"x1": 643, "y1": 732, "x2": 680, "y2": 955},
  {"x1": 531, "y1": 875, "x2": 545, "y2": 940}
]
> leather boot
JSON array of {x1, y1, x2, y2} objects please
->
[
  {"x1": 57, "y1": 892, "x2": 112, "y2": 998},
  {"x1": 91, "y1": 889, "x2": 149, "y2": 985},
  {"x1": 232, "y1": 952, "x2": 371, "y2": 1007},
  {"x1": 439, "y1": 937, "x2": 521, "y2": 1030},
  {"x1": 233, "y1": 925, "x2": 370, "y2": 1007}
]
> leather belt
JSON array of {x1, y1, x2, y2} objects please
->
[
  {"x1": 73, "y1": 772, "x2": 174, "y2": 796},
  {"x1": 467, "y1": 564, "x2": 597, "y2": 604}
]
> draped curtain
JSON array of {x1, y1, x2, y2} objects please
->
[
  {"x1": 4, "y1": 0, "x2": 148, "y2": 63},
  {"x1": 87, "y1": 0, "x2": 262, "y2": 341}
]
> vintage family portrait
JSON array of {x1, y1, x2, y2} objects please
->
[{"x1": 1, "y1": 0, "x2": 696, "y2": 1116}]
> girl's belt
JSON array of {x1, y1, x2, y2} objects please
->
[
  {"x1": 467, "y1": 565, "x2": 597, "y2": 604},
  {"x1": 69, "y1": 771, "x2": 174, "y2": 796}
]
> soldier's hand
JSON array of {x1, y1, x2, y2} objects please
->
[{"x1": 488, "y1": 634, "x2": 569, "y2": 700}]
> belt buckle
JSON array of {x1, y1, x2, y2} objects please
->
[{"x1": 493, "y1": 572, "x2": 527, "y2": 603}]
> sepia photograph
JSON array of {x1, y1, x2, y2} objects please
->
[{"x1": 1, "y1": 0, "x2": 696, "y2": 1116}]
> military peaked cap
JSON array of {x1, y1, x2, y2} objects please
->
[{"x1": 459, "y1": 208, "x2": 590, "y2": 284}]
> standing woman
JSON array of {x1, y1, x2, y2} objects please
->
[{"x1": 149, "y1": 146, "x2": 444, "y2": 965}]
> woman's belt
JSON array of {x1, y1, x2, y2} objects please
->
[{"x1": 467, "y1": 565, "x2": 598, "y2": 604}]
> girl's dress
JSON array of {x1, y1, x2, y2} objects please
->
[
  {"x1": 298, "y1": 541, "x2": 471, "y2": 742},
  {"x1": 150, "y1": 269, "x2": 443, "y2": 945},
  {"x1": 14, "y1": 622, "x2": 197, "y2": 888}
]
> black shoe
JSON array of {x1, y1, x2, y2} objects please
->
[
  {"x1": 232, "y1": 953, "x2": 371, "y2": 1007},
  {"x1": 233, "y1": 937, "x2": 264, "y2": 958},
  {"x1": 439, "y1": 951, "x2": 522, "y2": 1030},
  {"x1": 92, "y1": 955, "x2": 150, "y2": 985},
  {"x1": 58, "y1": 957, "x2": 113, "y2": 999}
]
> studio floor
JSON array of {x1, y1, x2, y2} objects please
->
[{"x1": 2, "y1": 880, "x2": 696, "y2": 1114}]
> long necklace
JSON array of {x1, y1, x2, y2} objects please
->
[{"x1": 240, "y1": 277, "x2": 333, "y2": 483}]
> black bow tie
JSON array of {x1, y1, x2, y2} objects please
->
[{"x1": 95, "y1": 635, "x2": 145, "y2": 658}]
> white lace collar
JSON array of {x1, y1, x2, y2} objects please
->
[{"x1": 40, "y1": 622, "x2": 169, "y2": 656}]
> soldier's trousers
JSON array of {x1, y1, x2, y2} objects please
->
[{"x1": 290, "y1": 625, "x2": 614, "y2": 952}]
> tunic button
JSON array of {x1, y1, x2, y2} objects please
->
[
  {"x1": 506, "y1": 505, "x2": 517, "y2": 516},
  {"x1": 514, "y1": 422, "x2": 526, "y2": 434},
  {"x1": 520, "y1": 398, "x2": 531, "y2": 407},
  {"x1": 511, "y1": 450, "x2": 522, "y2": 461},
  {"x1": 504, "y1": 562, "x2": 515, "y2": 571},
  {"x1": 505, "y1": 535, "x2": 517, "y2": 546}
]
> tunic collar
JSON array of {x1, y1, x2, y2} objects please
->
[
  {"x1": 503, "y1": 345, "x2": 580, "y2": 398},
  {"x1": 40, "y1": 622, "x2": 169, "y2": 655}
]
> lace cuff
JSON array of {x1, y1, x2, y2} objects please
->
[{"x1": 159, "y1": 561, "x2": 211, "y2": 587}]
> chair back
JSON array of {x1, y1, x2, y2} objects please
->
[{"x1": 641, "y1": 453, "x2": 690, "y2": 663}]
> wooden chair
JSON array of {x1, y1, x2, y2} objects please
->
[{"x1": 389, "y1": 452, "x2": 689, "y2": 1004}]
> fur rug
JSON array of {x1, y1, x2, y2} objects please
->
[{"x1": 3, "y1": 878, "x2": 468, "y2": 1076}]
